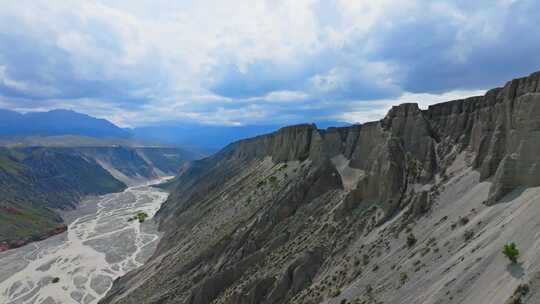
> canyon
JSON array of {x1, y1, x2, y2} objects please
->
[
  {"x1": 0, "y1": 146, "x2": 194, "y2": 251},
  {"x1": 98, "y1": 70, "x2": 540, "y2": 304}
]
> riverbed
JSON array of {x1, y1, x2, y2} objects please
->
[{"x1": 0, "y1": 179, "x2": 169, "y2": 304}]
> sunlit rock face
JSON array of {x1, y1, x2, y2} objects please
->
[{"x1": 101, "y1": 71, "x2": 540, "y2": 304}]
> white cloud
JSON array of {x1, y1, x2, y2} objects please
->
[
  {"x1": 263, "y1": 91, "x2": 310, "y2": 102},
  {"x1": 0, "y1": 0, "x2": 538, "y2": 126},
  {"x1": 0, "y1": 66, "x2": 59, "y2": 96}
]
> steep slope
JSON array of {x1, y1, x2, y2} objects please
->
[
  {"x1": 67, "y1": 146, "x2": 195, "y2": 185},
  {"x1": 101, "y1": 71, "x2": 540, "y2": 304},
  {"x1": 0, "y1": 148, "x2": 125, "y2": 248},
  {"x1": 0, "y1": 146, "x2": 197, "y2": 251}
]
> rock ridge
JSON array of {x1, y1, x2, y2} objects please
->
[{"x1": 100, "y1": 69, "x2": 540, "y2": 304}]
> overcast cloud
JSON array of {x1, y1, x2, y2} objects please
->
[{"x1": 0, "y1": 0, "x2": 539, "y2": 127}]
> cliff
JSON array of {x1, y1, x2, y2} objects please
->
[{"x1": 101, "y1": 71, "x2": 540, "y2": 304}]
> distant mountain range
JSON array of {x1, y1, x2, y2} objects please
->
[
  {"x1": 0, "y1": 109, "x2": 131, "y2": 139},
  {"x1": 0, "y1": 108, "x2": 349, "y2": 152},
  {"x1": 131, "y1": 121, "x2": 349, "y2": 153}
]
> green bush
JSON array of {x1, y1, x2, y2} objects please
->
[
  {"x1": 503, "y1": 243, "x2": 519, "y2": 263},
  {"x1": 129, "y1": 212, "x2": 149, "y2": 223}
]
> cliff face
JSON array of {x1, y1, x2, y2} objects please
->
[{"x1": 101, "y1": 71, "x2": 540, "y2": 304}]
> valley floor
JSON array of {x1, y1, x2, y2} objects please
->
[{"x1": 0, "y1": 179, "x2": 170, "y2": 304}]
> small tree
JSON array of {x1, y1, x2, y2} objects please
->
[
  {"x1": 503, "y1": 243, "x2": 519, "y2": 263},
  {"x1": 406, "y1": 233, "x2": 417, "y2": 248}
]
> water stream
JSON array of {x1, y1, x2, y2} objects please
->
[{"x1": 0, "y1": 179, "x2": 169, "y2": 304}]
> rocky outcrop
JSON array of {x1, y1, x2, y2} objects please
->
[
  {"x1": 101, "y1": 70, "x2": 540, "y2": 304},
  {"x1": 266, "y1": 247, "x2": 324, "y2": 303}
]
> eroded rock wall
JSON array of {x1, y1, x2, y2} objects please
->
[{"x1": 100, "y1": 71, "x2": 540, "y2": 304}]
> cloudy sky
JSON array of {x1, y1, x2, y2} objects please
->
[{"x1": 0, "y1": 0, "x2": 539, "y2": 127}]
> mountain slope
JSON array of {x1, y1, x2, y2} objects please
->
[
  {"x1": 0, "y1": 145, "x2": 198, "y2": 250},
  {"x1": 100, "y1": 70, "x2": 540, "y2": 304},
  {"x1": 0, "y1": 148, "x2": 125, "y2": 246}
]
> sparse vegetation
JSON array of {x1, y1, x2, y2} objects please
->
[
  {"x1": 362, "y1": 254, "x2": 370, "y2": 265},
  {"x1": 506, "y1": 283, "x2": 530, "y2": 304},
  {"x1": 516, "y1": 283, "x2": 530, "y2": 295},
  {"x1": 128, "y1": 212, "x2": 149, "y2": 223},
  {"x1": 503, "y1": 243, "x2": 520, "y2": 263},
  {"x1": 407, "y1": 233, "x2": 417, "y2": 248},
  {"x1": 268, "y1": 176, "x2": 279, "y2": 188},
  {"x1": 331, "y1": 288, "x2": 342, "y2": 297},
  {"x1": 365, "y1": 284, "x2": 373, "y2": 294},
  {"x1": 463, "y1": 229, "x2": 474, "y2": 241},
  {"x1": 459, "y1": 216, "x2": 470, "y2": 226},
  {"x1": 399, "y1": 272, "x2": 408, "y2": 286}
]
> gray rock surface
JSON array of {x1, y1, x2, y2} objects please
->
[{"x1": 100, "y1": 71, "x2": 540, "y2": 304}]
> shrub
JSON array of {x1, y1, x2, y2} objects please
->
[
  {"x1": 399, "y1": 272, "x2": 408, "y2": 285},
  {"x1": 362, "y1": 254, "x2": 370, "y2": 265},
  {"x1": 52, "y1": 277, "x2": 60, "y2": 283},
  {"x1": 129, "y1": 212, "x2": 149, "y2": 223},
  {"x1": 516, "y1": 283, "x2": 530, "y2": 295},
  {"x1": 331, "y1": 288, "x2": 341, "y2": 297},
  {"x1": 406, "y1": 233, "x2": 417, "y2": 248},
  {"x1": 365, "y1": 284, "x2": 373, "y2": 294},
  {"x1": 503, "y1": 243, "x2": 520, "y2": 263},
  {"x1": 137, "y1": 212, "x2": 149, "y2": 223},
  {"x1": 463, "y1": 229, "x2": 474, "y2": 241}
]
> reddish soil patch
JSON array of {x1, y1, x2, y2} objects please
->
[
  {"x1": 0, "y1": 225, "x2": 68, "y2": 252},
  {"x1": 0, "y1": 206, "x2": 22, "y2": 215}
]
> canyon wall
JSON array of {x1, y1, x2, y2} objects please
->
[{"x1": 101, "y1": 71, "x2": 540, "y2": 304}]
